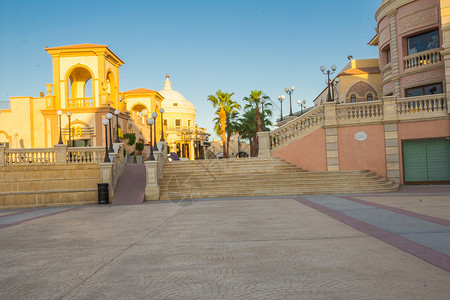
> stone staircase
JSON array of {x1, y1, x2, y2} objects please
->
[
  {"x1": 160, "y1": 157, "x2": 398, "y2": 200},
  {"x1": 0, "y1": 164, "x2": 101, "y2": 209}
]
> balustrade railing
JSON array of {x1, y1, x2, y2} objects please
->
[
  {"x1": 5, "y1": 148, "x2": 55, "y2": 165},
  {"x1": 270, "y1": 106, "x2": 324, "y2": 150},
  {"x1": 396, "y1": 94, "x2": 447, "y2": 115},
  {"x1": 336, "y1": 101, "x2": 383, "y2": 122},
  {"x1": 66, "y1": 147, "x2": 105, "y2": 164},
  {"x1": 403, "y1": 49, "x2": 442, "y2": 71},
  {"x1": 68, "y1": 97, "x2": 94, "y2": 108}
]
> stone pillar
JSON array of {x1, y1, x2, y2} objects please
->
[
  {"x1": 0, "y1": 145, "x2": 6, "y2": 166},
  {"x1": 325, "y1": 128, "x2": 339, "y2": 171},
  {"x1": 257, "y1": 131, "x2": 270, "y2": 157},
  {"x1": 158, "y1": 141, "x2": 168, "y2": 161},
  {"x1": 323, "y1": 102, "x2": 337, "y2": 127},
  {"x1": 54, "y1": 144, "x2": 67, "y2": 164},
  {"x1": 144, "y1": 160, "x2": 160, "y2": 201},
  {"x1": 99, "y1": 162, "x2": 114, "y2": 200},
  {"x1": 383, "y1": 96, "x2": 398, "y2": 122},
  {"x1": 384, "y1": 123, "x2": 400, "y2": 186}
]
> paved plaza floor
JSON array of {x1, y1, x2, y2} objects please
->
[{"x1": 1, "y1": 186, "x2": 450, "y2": 299}]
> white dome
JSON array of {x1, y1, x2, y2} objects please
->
[{"x1": 159, "y1": 74, "x2": 195, "y2": 113}]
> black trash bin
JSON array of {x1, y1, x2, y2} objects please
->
[{"x1": 97, "y1": 183, "x2": 109, "y2": 205}]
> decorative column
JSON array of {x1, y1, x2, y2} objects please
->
[
  {"x1": 257, "y1": 131, "x2": 270, "y2": 157},
  {"x1": 323, "y1": 102, "x2": 339, "y2": 171},
  {"x1": 144, "y1": 160, "x2": 160, "y2": 201},
  {"x1": 383, "y1": 96, "x2": 400, "y2": 185},
  {"x1": 45, "y1": 84, "x2": 55, "y2": 108},
  {"x1": 388, "y1": 11, "x2": 401, "y2": 97}
]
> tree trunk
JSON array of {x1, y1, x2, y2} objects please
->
[
  {"x1": 226, "y1": 132, "x2": 231, "y2": 157},
  {"x1": 219, "y1": 107, "x2": 227, "y2": 158},
  {"x1": 255, "y1": 107, "x2": 262, "y2": 133}
]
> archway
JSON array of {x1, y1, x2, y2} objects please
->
[{"x1": 67, "y1": 66, "x2": 94, "y2": 107}]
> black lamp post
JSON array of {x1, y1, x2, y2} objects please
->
[
  {"x1": 159, "y1": 108, "x2": 165, "y2": 142},
  {"x1": 277, "y1": 95, "x2": 285, "y2": 121},
  {"x1": 284, "y1": 86, "x2": 295, "y2": 116},
  {"x1": 114, "y1": 109, "x2": 120, "y2": 143},
  {"x1": 260, "y1": 98, "x2": 266, "y2": 131},
  {"x1": 147, "y1": 117, "x2": 155, "y2": 161},
  {"x1": 102, "y1": 119, "x2": 111, "y2": 163},
  {"x1": 151, "y1": 112, "x2": 158, "y2": 151},
  {"x1": 106, "y1": 113, "x2": 114, "y2": 152},
  {"x1": 297, "y1": 99, "x2": 307, "y2": 115},
  {"x1": 66, "y1": 111, "x2": 72, "y2": 147},
  {"x1": 320, "y1": 65, "x2": 337, "y2": 102},
  {"x1": 57, "y1": 110, "x2": 63, "y2": 144}
]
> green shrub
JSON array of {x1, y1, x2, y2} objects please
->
[
  {"x1": 123, "y1": 133, "x2": 136, "y2": 146},
  {"x1": 135, "y1": 142, "x2": 144, "y2": 152}
]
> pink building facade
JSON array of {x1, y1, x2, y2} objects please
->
[{"x1": 264, "y1": 0, "x2": 450, "y2": 185}]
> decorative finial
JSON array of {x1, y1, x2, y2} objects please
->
[{"x1": 166, "y1": 72, "x2": 169, "y2": 79}]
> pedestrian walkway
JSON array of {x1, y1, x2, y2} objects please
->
[
  {"x1": 0, "y1": 186, "x2": 449, "y2": 299},
  {"x1": 111, "y1": 163, "x2": 146, "y2": 205}
]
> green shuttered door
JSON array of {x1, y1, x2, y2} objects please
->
[{"x1": 403, "y1": 138, "x2": 450, "y2": 183}]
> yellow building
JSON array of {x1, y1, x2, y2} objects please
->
[
  {"x1": 0, "y1": 44, "x2": 209, "y2": 156},
  {"x1": 158, "y1": 74, "x2": 209, "y2": 159}
]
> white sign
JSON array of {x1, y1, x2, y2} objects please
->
[{"x1": 354, "y1": 131, "x2": 368, "y2": 142}]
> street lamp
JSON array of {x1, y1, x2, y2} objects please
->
[
  {"x1": 57, "y1": 110, "x2": 63, "y2": 144},
  {"x1": 297, "y1": 99, "x2": 307, "y2": 115},
  {"x1": 147, "y1": 117, "x2": 155, "y2": 161},
  {"x1": 159, "y1": 108, "x2": 165, "y2": 142},
  {"x1": 260, "y1": 97, "x2": 266, "y2": 131},
  {"x1": 277, "y1": 95, "x2": 285, "y2": 121},
  {"x1": 320, "y1": 65, "x2": 337, "y2": 102},
  {"x1": 106, "y1": 113, "x2": 113, "y2": 152},
  {"x1": 102, "y1": 119, "x2": 111, "y2": 163},
  {"x1": 284, "y1": 86, "x2": 295, "y2": 116},
  {"x1": 66, "y1": 111, "x2": 72, "y2": 147},
  {"x1": 114, "y1": 109, "x2": 120, "y2": 143},
  {"x1": 151, "y1": 111, "x2": 158, "y2": 151}
]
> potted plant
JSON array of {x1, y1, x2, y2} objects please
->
[
  {"x1": 135, "y1": 142, "x2": 144, "y2": 163},
  {"x1": 123, "y1": 133, "x2": 136, "y2": 163}
]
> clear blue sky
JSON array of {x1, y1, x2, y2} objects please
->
[{"x1": 0, "y1": 0, "x2": 381, "y2": 139}]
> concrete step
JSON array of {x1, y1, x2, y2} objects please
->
[{"x1": 0, "y1": 177, "x2": 101, "y2": 193}]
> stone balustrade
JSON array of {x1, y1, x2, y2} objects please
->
[
  {"x1": 403, "y1": 49, "x2": 442, "y2": 71},
  {"x1": 396, "y1": 94, "x2": 447, "y2": 115},
  {"x1": 270, "y1": 106, "x2": 325, "y2": 150},
  {"x1": 2, "y1": 148, "x2": 55, "y2": 165},
  {"x1": 67, "y1": 147, "x2": 106, "y2": 164},
  {"x1": 265, "y1": 95, "x2": 448, "y2": 152},
  {"x1": 336, "y1": 101, "x2": 384, "y2": 123},
  {"x1": 68, "y1": 97, "x2": 94, "y2": 108},
  {"x1": 0, "y1": 145, "x2": 110, "y2": 166}
]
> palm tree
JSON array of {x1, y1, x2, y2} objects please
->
[
  {"x1": 243, "y1": 90, "x2": 269, "y2": 133},
  {"x1": 207, "y1": 90, "x2": 239, "y2": 158}
]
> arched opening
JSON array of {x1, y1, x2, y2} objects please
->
[
  {"x1": 130, "y1": 103, "x2": 149, "y2": 125},
  {"x1": 67, "y1": 67, "x2": 93, "y2": 107},
  {"x1": 107, "y1": 71, "x2": 116, "y2": 108}
]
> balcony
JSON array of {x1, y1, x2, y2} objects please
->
[
  {"x1": 68, "y1": 97, "x2": 94, "y2": 108},
  {"x1": 403, "y1": 49, "x2": 442, "y2": 72}
]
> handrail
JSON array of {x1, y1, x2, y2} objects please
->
[
  {"x1": 5, "y1": 148, "x2": 55, "y2": 165},
  {"x1": 403, "y1": 48, "x2": 442, "y2": 71},
  {"x1": 336, "y1": 100, "x2": 384, "y2": 122},
  {"x1": 396, "y1": 93, "x2": 447, "y2": 115},
  {"x1": 67, "y1": 147, "x2": 105, "y2": 164},
  {"x1": 68, "y1": 97, "x2": 94, "y2": 108},
  {"x1": 270, "y1": 106, "x2": 325, "y2": 150}
]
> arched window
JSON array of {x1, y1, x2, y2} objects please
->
[
  {"x1": 367, "y1": 93, "x2": 373, "y2": 101},
  {"x1": 350, "y1": 94, "x2": 356, "y2": 103}
]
